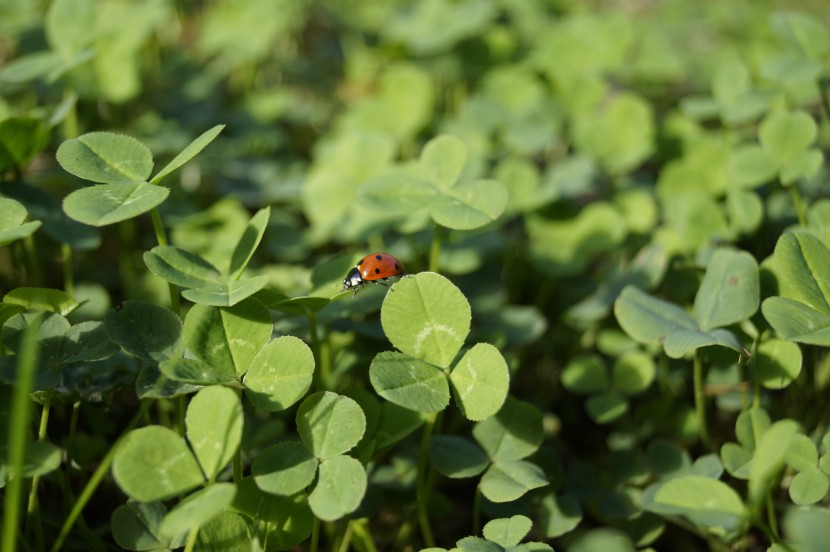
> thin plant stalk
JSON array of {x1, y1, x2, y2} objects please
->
[
  {"x1": 183, "y1": 527, "x2": 200, "y2": 552},
  {"x1": 25, "y1": 400, "x2": 51, "y2": 550},
  {"x1": 693, "y1": 351, "x2": 712, "y2": 449},
  {"x1": 472, "y1": 484, "x2": 483, "y2": 536},
  {"x1": 350, "y1": 519, "x2": 379, "y2": 552},
  {"x1": 23, "y1": 234, "x2": 43, "y2": 287},
  {"x1": 61, "y1": 244, "x2": 74, "y2": 297},
  {"x1": 416, "y1": 411, "x2": 438, "y2": 547},
  {"x1": 149, "y1": 208, "x2": 181, "y2": 314},
  {"x1": 429, "y1": 224, "x2": 444, "y2": 273},
  {"x1": 51, "y1": 400, "x2": 152, "y2": 552},
  {"x1": 310, "y1": 517, "x2": 321, "y2": 552},
  {"x1": 789, "y1": 185, "x2": 807, "y2": 228},
  {"x1": 309, "y1": 312, "x2": 325, "y2": 391},
  {"x1": 2, "y1": 314, "x2": 41, "y2": 552}
]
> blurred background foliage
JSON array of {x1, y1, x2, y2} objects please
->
[{"x1": 3, "y1": 0, "x2": 830, "y2": 549}]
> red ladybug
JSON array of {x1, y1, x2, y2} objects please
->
[{"x1": 342, "y1": 253, "x2": 406, "y2": 294}]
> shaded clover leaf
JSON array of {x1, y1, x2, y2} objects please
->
[
  {"x1": 762, "y1": 232, "x2": 830, "y2": 345},
  {"x1": 0, "y1": 197, "x2": 42, "y2": 246},
  {"x1": 357, "y1": 134, "x2": 507, "y2": 232},
  {"x1": 144, "y1": 207, "x2": 270, "y2": 306},
  {"x1": 251, "y1": 392, "x2": 367, "y2": 521},
  {"x1": 616, "y1": 247, "x2": 757, "y2": 358}
]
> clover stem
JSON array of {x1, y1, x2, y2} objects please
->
[
  {"x1": 51, "y1": 400, "x2": 152, "y2": 552},
  {"x1": 693, "y1": 350, "x2": 712, "y2": 449},
  {"x1": 25, "y1": 400, "x2": 51, "y2": 546},
  {"x1": 309, "y1": 312, "x2": 325, "y2": 391},
  {"x1": 23, "y1": 234, "x2": 43, "y2": 287},
  {"x1": 429, "y1": 224, "x2": 444, "y2": 273},
  {"x1": 472, "y1": 484, "x2": 482, "y2": 536},
  {"x1": 183, "y1": 526, "x2": 199, "y2": 552},
  {"x1": 310, "y1": 517, "x2": 321, "y2": 552},
  {"x1": 150, "y1": 208, "x2": 181, "y2": 314},
  {"x1": 766, "y1": 494, "x2": 780, "y2": 540},
  {"x1": 61, "y1": 244, "x2": 75, "y2": 297},
  {"x1": 416, "y1": 411, "x2": 438, "y2": 547},
  {"x1": 2, "y1": 315, "x2": 41, "y2": 552},
  {"x1": 788, "y1": 185, "x2": 807, "y2": 228}
]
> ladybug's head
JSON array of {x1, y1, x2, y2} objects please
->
[{"x1": 342, "y1": 267, "x2": 363, "y2": 292}]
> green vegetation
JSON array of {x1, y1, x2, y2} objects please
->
[{"x1": 2, "y1": 0, "x2": 830, "y2": 550}]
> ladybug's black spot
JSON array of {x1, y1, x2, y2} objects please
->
[
  {"x1": 375, "y1": 254, "x2": 382, "y2": 260},
  {"x1": 394, "y1": 263, "x2": 399, "y2": 270},
  {"x1": 374, "y1": 268, "x2": 381, "y2": 274}
]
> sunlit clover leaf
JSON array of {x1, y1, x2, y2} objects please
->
[
  {"x1": 762, "y1": 232, "x2": 830, "y2": 345},
  {"x1": 308, "y1": 455, "x2": 367, "y2": 521},
  {"x1": 111, "y1": 500, "x2": 187, "y2": 552},
  {"x1": 483, "y1": 515, "x2": 533, "y2": 547},
  {"x1": 63, "y1": 182, "x2": 170, "y2": 227},
  {"x1": 181, "y1": 275, "x2": 270, "y2": 307},
  {"x1": 381, "y1": 272, "x2": 471, "y2": 368},
  {"x1": 369, "y1": 352, "x2": 450, "y2": 413},
  {"x1": 57, "y1": 132, "x2": 153, "y2": 185},
  {"x1": 297, "y1": 391, "x2": 366, "y2": 459},
  {"x1": 0, "y1": 197, "x2": 41, "y2": 246},
  {"x1": 384, "y1": 0, "x2": 497, "y2": 56},
  {"x1": 185, "y1": 386, "x2": 242, "y2": 480},
  {"x1": 112, "y1": 426, "x2": 204, "y2": 502},
  {"x1": 105, "y1": 300, "x2": 183, "y2": 363},
  {"x1": 229, "y1": 206, "x2": 270, "y2": 279},
  {"x1": 759, "y1": 109, "x2": 822, "y2": 185},
  {"x1": 647, "y1": 475, "x2": 747, "y2": 534},
  {"x1": 770, "y1": 11, "x2": 830, "y2": 60},
  {"x1": 449, "y1": 343, "x2": 509, "y2": 421},
  {"x1": 357, "y1": 170, "x2": 439, "y2": 216},
  {"x1": 243, "y1": 336, "x2": 315, "y2": 412},
  {"x1": 182, "y1": 298, "x2": 271, "y2": 377},
  {"x1": 159, "y1": 483, "x2": 236, "y2": 539},
  {"x1": 150, "y1": 125, "x2": 225, "y2": 185}
]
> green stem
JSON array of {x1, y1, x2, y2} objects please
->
[
  {"x1": 51, "y1": 400, "x2": 152, "y2": 552},
  {"x1": 336, "y1": 520, "x2": 353, "y2": 552},
  {"x1": 62, "y1": 90, "x2": 79, "y2": 140},
  {"x1": 472, "y1": 484, "x2": 482, "y2": 536},
  {"x1": 766, "y1": 494, "x2": 780, "y2": 541},
  {"x1": 350, "y1": 519, "x2": 379, "y2": 552},
  {"x1": 25, "y1": 401, "x2": 51, "y2": 549},
  {"x1": 233, "y1": 447, "x2": 242, "y2": 483},
  {"x1": 150, "y1": 208, "x2": 180, "y2": 314},
  {"x1": 818, "y1": 77, "x2": 830, "y2": 124},
  {"x1": 429, "y1": 224, "x2": 444, "y2": 273},
  {"x1": 309, "y1": 312, "x2": 324, "y2": 391},
  {"x1": 61, "y1": 244, "x2": 75, "y2": 297},
  {"x1": 693, "y1": 351, "x2": 712, "y2": 450},
  {"x1": 23, "y1": 234, "x2": 43, "y2": 287},
  {"x1": 310, "y1": 517, "x2": 321, "y2": 552},
  {"x1": 2, "y1": 315, "x2": 41, "y2": 552},
  {"x1": 416, "y1": 412, "x2": 438, "y2": 548},
  {"x1": 64, "y1": 402, "x2": 81, "y2": 509},
  {"x1": 183, "y1": 526, "x2": 199, "y2": 552},
  {"x1": 789, "y1": 185, "x2": 807, "y2": 228}
]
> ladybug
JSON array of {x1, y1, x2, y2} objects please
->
[{"x1": 342, "y1": 253, "x2": 406, "y2": 294}]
